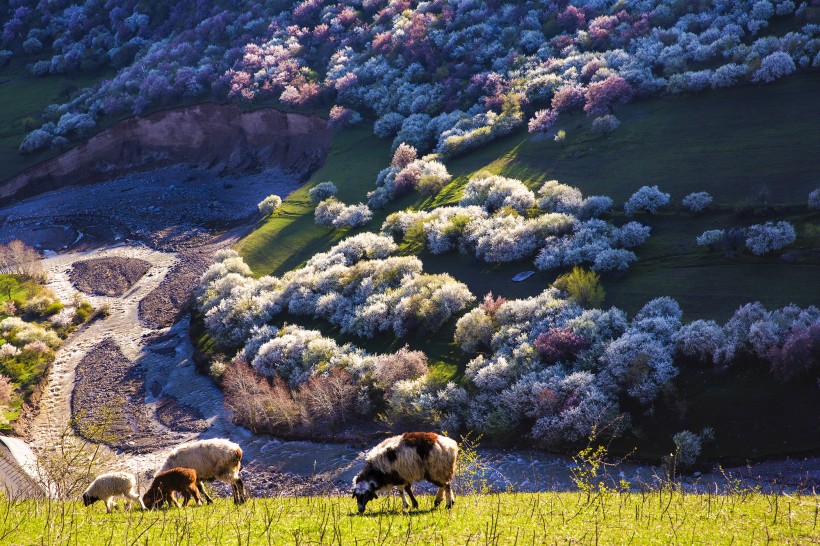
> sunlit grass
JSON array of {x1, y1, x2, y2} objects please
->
[{"x1": 2, "y1": 491, "x2": 818, "y2": 545}]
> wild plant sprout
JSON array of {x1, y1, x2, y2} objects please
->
[
  {"x1": 682, "y1": 192, "x2": 713, "y2": 212},
  {"x1": 309, "y1": 181, "x2": 337, "y2": 202},
  {"x1": 257, "y1": 194, "x2": 282, "y2": 216},
  {"x1": 624, "y1": 186, "x2": 671, "y2": 215}
]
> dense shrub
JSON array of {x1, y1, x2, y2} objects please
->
[
  {"x1": 374, "y1": 347, "x2": 429, "y2": 392},
  {"x1": 460, "y1": 173, "x2": 535, "y2": 214},
  {"x1": 591, "y1": 115, "x2": 620, "y2": 134},
  {"x1": 768, "y1": 322, "x2": 820, "y2": 382},
  {"x1": 682, "y1": 192, "x2": 713, "y2": 212},
  {"x1": 257, "y1": 195, "x2": 282, "y2": 216},
  {"x1": 553, "y1": 267, "x2": 604, "y2": 308},
  {"x1": 752, "y1": 51, "x2": 797, "y2": 83},
  {"x1": 534, "y1": 327, "x2": 590, "y2": 363},
  {"x1": 744, "y1": 221, "x2": 796, "y2": 255},
  {"x1": 624, "y1": 186, "x2": 671, "y2": 216},
  {"x1": 314, "y1": 198, "x2": 372, "y2": 229},
  {"x1": 808, "y1": 188, "x2": 820, "y2": 210},
  {"x1": 309, "y1": 182, "x2": 337, "y2": 202},
  {"x1": 454, "y1": 308, "x2": 494, "y2": 354}
]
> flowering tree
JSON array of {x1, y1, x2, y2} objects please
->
[
  {"x1": 314, "y1": 198, "x2": 372, "y2": 229},
  {"x1": 309, "y1": 181, "x2": 338, "y2": 202},
  {"x1": 624, "y1": 186, "x2": 671, "y2": 215},
  {"x1": 808, "y1": 188, "x2": 820, "y2": 209},
  {"x1": 583, "y1": 76, "x2": 633, "y2": 117},
  {"x1": 682, "y1": 192, "x2": 713, "y2": 212},
  {"x1": 591, "y1": 115, "x2": 620, "y2": 134},
  {"x1": 257, "y1": 195, "x2": 282, "y2": 216},
  {"x1": 752, "y1": 51, "x2": 797, "y2": 83},
  {"x1": 744, "y1": 221, "x2": 796, "y2": 255}
]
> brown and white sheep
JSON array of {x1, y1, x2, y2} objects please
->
[
  {"x1": 157, "y1": 438, "x2": 246, "y2": 504},
  {"x1": 82, "y1": 471, "x2": 145, "y2": 513},
  {"x1": 143, "y1": 467, "x2": 201, "y2": 509},
  {"x1": 352, "y1": 432, "x2": 458, "y2": 513}
]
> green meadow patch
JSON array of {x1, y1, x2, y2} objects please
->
[{"x1": 2, "y1": 492, "x2": 818, "y2": 545}]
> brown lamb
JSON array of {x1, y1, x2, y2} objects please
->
[{"x1": 143, "y1": 467, "x2": 201, "y2": 509}]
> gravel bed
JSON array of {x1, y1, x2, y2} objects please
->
[{"x1": 69, "y1": 256, "x2": 152, "y2": 296}]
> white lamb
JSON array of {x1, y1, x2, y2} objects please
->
[
  {"x1": 156, "y1": 438, "x2": 246, "y2": 504},
  {"x1": 82, "y1": 471, "x2": 145, "y2": 513}
]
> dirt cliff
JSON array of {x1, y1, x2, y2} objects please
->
[{"x1": 1, "y1": 103, "x2": 331, "y2": 202}]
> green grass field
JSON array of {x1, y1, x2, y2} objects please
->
[{"x1": 2, "y1": 492, "x2": 818, "y2": 545}]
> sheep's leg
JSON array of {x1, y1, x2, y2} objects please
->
[
  {"x1": 197, "y1": 480, "x2": 214, "y2": 504},
  {"x1": 403, "y1": 484, "x2": 419, "y2": 509},
  {"x1": 189, "y1": 485, "x2": 202, "y2": 506},
  {"x1": 235, "y1": 477, "x2": 247, "y2": 504},
  {"x1": 181, "y1": 491, "x2": 191, "y2": 507},
  {"x1": 445, "y1": 484, "x2": 454, "y2": 509},
  {"x1": 433, "y1": 487, "x2": 445, "y2": 507},
  {"x1": 399, "y1": 488, "x2": 409, "y2": 509},
  {"x1": 105, "y1": 497, "x2": 114, "y2": 514}
]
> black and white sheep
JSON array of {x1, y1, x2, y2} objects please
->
[
  {"x1": 352, "y1": 432, "x2": 458, "y2": 513},
  {"x1": 143, "y1": 467, "x2": 201, "y2": 509},
  {"x1": 157, "y1": 438, "x2": 246, "y2": 504},
  {"x1": 82, "y1": 471, "x2": 145, "y2": 513}
]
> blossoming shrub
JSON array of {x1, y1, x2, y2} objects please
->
[
  {"x1": 314, "y1": 198, "x2": 372, "y2": 229},
  {"x1": 308, "y1": 181, "x2": 337, "y2": 202},
  {"x1": 624, "y1": 186, "x2": 671, "y2": 215},
  {"x1": 744, "y1": 221, "x2": 796, "y2": 255}
]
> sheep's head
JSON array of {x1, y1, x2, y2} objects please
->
[
  {"x1": 352, "y1": 475, "x2": 378, "y2": 514},
  {"x1": 82, "y1": 493, "x2": 98, "y2": 507},
  {"x1": 142, "y1": 487, "x2": 162, "y2": 510}
]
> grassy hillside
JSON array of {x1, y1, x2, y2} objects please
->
[
  {"x1": 233, "y1": 74, "x2": 820, "y2": 459},
  {"x1": 0, "y1": 58, "x2": 109, "y2": 184},
  {"x1": 3, "y1": 492, "x2": 817, "y2": 545},
  {"x1": 240, "y1": 74, "x2": 820, "y2": 320}
]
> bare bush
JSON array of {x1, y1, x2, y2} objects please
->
[
  {"x1": 0, "y1": 240, "x2": 43, "y2": 279},
  {"x1": 222, "y1": 360, "x2": 299, "y2": 433},
  {"x1": 374, "y1": 347, "x2": 429, "y2": 391},
  {"x1": 297, "y1": 369, "x2": 357, "y2": 426},
  {"x1": 0, "y1": 374, "x2": 13, "y2": 406}
]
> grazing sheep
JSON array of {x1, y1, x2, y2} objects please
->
[
  {"x1": 157, "y1": 439, "x2": 246, "y2": 504},
  {"x1": 143, "y1": 467, "x2": 201, "y2": 509},
  {"x1": 352, "y1": 432, "x2": 458, "y2": 513},
  {"x1": 82, "y1": 471, "x2": 145, "y2": 513}
]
